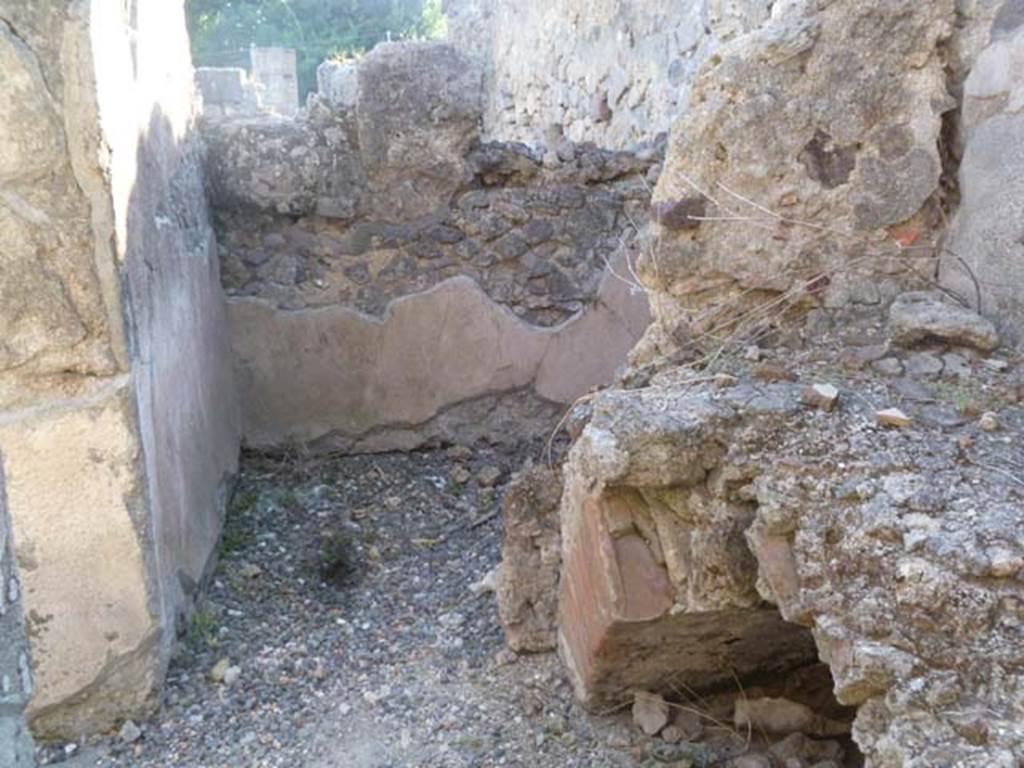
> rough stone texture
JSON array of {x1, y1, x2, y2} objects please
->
[
  {"x1": 640, "y1": 0, "x2": 956, "y2": 353},
  {"x1": 0, "y1": 6, "x2": 124, "y2": 388},
  {"x1": 748, "y1": 422, "x2": 1024, "y2": 765},
  {"x1": 0, "y1": 383, "x2": 158, "y2": 738},
  {"x1": 204, "y1": 43, "x2": 480, "y2": 224},
  {"x1": 0, "y1": 0, "x2": 239, "y2": 739},
  {"x1": 560, "y1": 368, "x2": 1024, "y2": 765},
  {"x1": 445, "y1": 0, "x2": 770, "y2": 149},
  {"x1": 356, "y1": 42, "x2": 482, "y2": 221},
  {"x1": 0, "y1": 463, "x2": 35, "y2": 766},
  {"x1": 941, "y1": 10, "x2": 1024, "y2": 347},
  {"x1": 213, "y1": 139, "x2": 657, "y2": 326},
  {"x1": 496, "y1": 463, "x2": 563, "y2": 652},
  {"x1": 888, "y1": 291, "x2": 1000, "y2": 350},
  {"x1": 316, "y1": 59, "x2": 358, "y2": 108},
  {"x1": 558, "y1": 383, "x2": 820, "y2": 709}
]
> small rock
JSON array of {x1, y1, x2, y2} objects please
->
[
  {"x1": 904, "y1": 353, "x2": 943, "y2": 377},
  {"x1": 471, "y1": 566, "x2": 499, "y2": 596},
  {"x1": 447, "y1": 445, "x2": 473, "y2": 461},
  {"x1": 802, "y1": 383, "x2": 839, "y2": 412},
  {"x1": 889, "y1": 291, "x2": 999, "y2": 351},
  {"x1": 632, "y1": 690, "x2": 671, "y2": 735},
  {"x1": 942, "y1": 352, "x2": 971, "y2": 378},
  {"x1": 223, "y1": 665, "x2": 242, "y2": 687},
  {"x1": 753, "y1": 363, "x2": 798, "y2": 383},
  {"x1": 209, "y1": 658, "x2": 231, "y2": 683},
  {"x1": 238, "y1": 562, "x2": 262, "y2": 579},
  {"x1": 988, "y1": 548, "x2": 1024, "y2": 578},
  {"x1": 875, "y1": 407, "x2": 911, "y2": 428},
  {"x1": 713, "y1": 373, "x2": 739, "y2": 389},
  {"x1": 744, "y1": 345, "x2": 762, "y2": 361},
  {"x1": 735, "y1": 697, "x2": 815, "y2": 736},
  {"x1": 671, "y1": 709, "x2": 704, "y2": 741},
  {"x1": 735, "y1": 697, "x2": 849, "y2": 738},
  {"x1": 872, "y1": 357, "x2": 904, "y2": 376},
  {"x1": 982, "y1": 358, "x2": 1009, "y2": 372},
  {"x1": 477, "y1": 466, "x2": 502, "y2": 488},
  {"x1": 978, "y1": 411, "x2": 1000, "y2": 432},
  {"x1": 451, "y1": 465, "x2": 471, "y2": 485},
  {"x1": 732, "y1": 755, "x2": 772, "y2": 768},
  {"x1": 660, "y1": 725, "x2": 684, "y2": 743},
  {"x1": 118, "y1": 720, "x2": 142, "y2": 744}
]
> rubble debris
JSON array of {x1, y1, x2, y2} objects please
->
[
  {"x1": 802, "y1": 384, "x2": 839, "y2": 412},
  {"x1": 889, "y1": 292, "x2": 1000, "y2": 351},
  {"x1": 874, "y1": 407, "x2": 911, "y2": 428},
  {"x1": 632, "y1": 690, "x2": 671, "y2": 736},
  {"x1": 496, "y1": 464, "x2": 563, "y2": 652}
]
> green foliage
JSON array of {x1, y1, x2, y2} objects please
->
[
  {"x1": 185, "y1": 0, "x2": 447, "y2": 98},
  {"x1": 187, "y1": 607, "x2": 220, "y2": 650}
]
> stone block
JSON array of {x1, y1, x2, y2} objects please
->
[
  {"x1": 556, "y1": 372, "x2": 1024, "y2": 763},
  {"x1": 249, "y1": 46, "x2": 298, "y2": 117},
  {"x1": 942, "y1": 36, "x2": 1024, "y2": 346},
  {"x1": 646, "y1": 0, "x2": 954, "y2": 345},
  {"x1": 497, "y1": 464, "x2": 562, "y2": 652},
  {"x1": 316, "y1": 59, "x2": 358, "y2": 108},
  {"x1": 0, "y1": 385, "x2": 158, "y2": 738},
  {"x1": 557, "y1": 385, "x2": 819, "y2": 709},
  {"x1": 356, "y1": 41, "x2": 482, "y2": 219}
]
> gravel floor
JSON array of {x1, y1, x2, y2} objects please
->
[{"x1": 47, "y1": 443, "x2": 650, "y2": 768}]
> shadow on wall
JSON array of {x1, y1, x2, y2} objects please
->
[
  {"x1": 121, "y1": 103, "x2": 242, "y2": 665},
  {"x1": 19, "y1": 102, "x2": 241, "y2": 742}
]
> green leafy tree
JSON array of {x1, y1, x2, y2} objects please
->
[{"x1": 186, "y1": 0, "x2": 446, "y2": 98}]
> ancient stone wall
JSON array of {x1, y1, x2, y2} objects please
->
[
  {"x1": 195, "y1": 67, "x2": 263, "y2": 119},
  {"x1": 203, "y1": 42, "x2": 654, "y2": 452},
  {"x1": 941, "y1": 3, "x2": 1024, "y2": 346},
  {"x1": 622, "y1": 0, "x2": 1024, "y2": 363},
  {"x1": 249, "y1": 46, "x2": 299, "y2": 117},
  {"x1": 446, "y1": 0, "x2": 1024, "y2": 350},
  {"x1": 445, "y1": 0, "x2": 772, "y2": 149},
  {"x1": 0, "y1": 0, "x2": 239, "y2": 739}
]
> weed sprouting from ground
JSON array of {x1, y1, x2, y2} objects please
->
[
  {"x1": 186, "y1": 606, "x2": 220, "y2": 650},
  {"x1": 317, "y1": 528, "x2": 359, "y2": 586}
]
